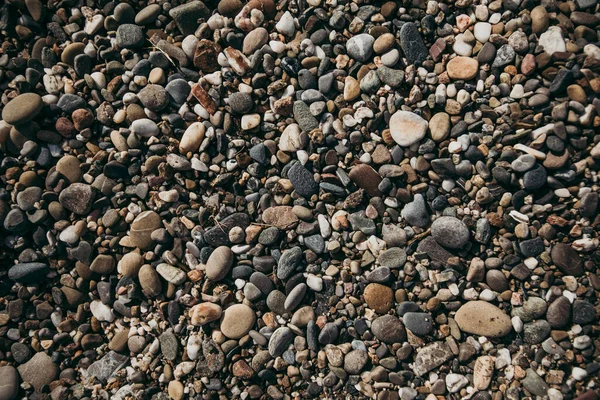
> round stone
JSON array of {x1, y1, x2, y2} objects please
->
[
  {"x1": 389, "y1": 111, "x2": 428, "y2": 147},
  {"x1": 131, "y1": 119, "x2": 159, "y2": 137},
  {"x1": 346, "y1": 34, "x2": 375, "y2": 63},
  {"x1": 546, "y1": 296, "x2": 571, "y2": 328},
  {"x1": 228, "y1": 92, "x2": 254, "y2": 114},
  {"x1": 90, "y1": 255, "x2": 115, "y2": 274},
  {"x1": 218, "y1": 0, "x2": 243, "y2": 15},
  {"x1": 179, "y1": 122, "x2": 205, "y2": 153},
  {"x1": 363, "y1": 283, "x2": 393, "y2": 313},
  {"x1": 220, "y1": 304, "x2": 256, "y2": 339},
  {"x1": 531, "y1": 6, "x2": 549, "y2": 34},
  {"x1": 116, "y1": 24, "x2": 144, "y2": 48},
  {"x1": 137, "y1": 84, "x2": 169, "y2": 112},
  {"x1": 118, "y1": 253, "x2": 144, "y2": 277},
  {"x1": 431, "y1": 216, "x2": 470, "y2": 249},
  {"x1": 56, "y1": 155, "x2": 82, "y2": 183},
  {"x1": 61, "y1": 42, "x2": 86, "y2": 65},
  {"x1": 429, "y1": 112, "x2": 450, "y2": 142},
  {"x1": 268, "y1": 327, "x2": 294, "y2": 357},
  {"x1": 371, "y1": 315, "x2": 406, "y2": 344},
  {"x1": 0, "y1": 365, "x2": 19, "y2": 400},
  {"x1": 58, "y1": 183, "x2": 94, "y2": 215},
  {"x1": 344, "y1": 350, "x2": 369, "y2": 374},
  {"x1": 403, "y1": 312, "x2": 434, "y2": 336},
  {"x1": 135, "y1": 4, "x2": 161, "y2": 25}
]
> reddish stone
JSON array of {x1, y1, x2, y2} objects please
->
[{"x1": 191, "y1": 83, "x2": 216, "y2": 114}]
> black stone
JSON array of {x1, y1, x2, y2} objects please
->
[
  {"x1": 288, "y1": 163, "x2": 319, "y2": 198},
  {"x1": 399, "y1": 23, "x2": 428, "y2": 64}
]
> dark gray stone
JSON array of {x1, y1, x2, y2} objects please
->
[
  {"x1": 400, "y1": 23, "x2": 428, "y2": 64},
  {"x1": 8, "y1": 263, "x2": 49, "y2": 283},
  {"x1": 288, "y1": 163, "x2": 318, "y2": 198},
  {"x1": 403, "y1": 312, "x2": 433, "y2": 336},
  {"x1": 116, "y1": 24, "x2": 144, "y2": 49}
]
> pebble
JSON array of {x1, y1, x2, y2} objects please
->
[
  {"x1": 8, "y1": 262, "x2": 49, "y2": 283},
  {"x1": 190, "y1": 303, "x2": 222, "y2": 326},
  {"x1": 344, "y1": 350, "x2": 368, "y2": 375},
  {"x1": 0, "y1": 366, "x2": 19, "y2": 400},
  {"x1": 346, "y1": 34, "x2": 374, "y2": 63},
  {"x1": 446, "y1": 57, "x2": 479, "y2": 80},
  {"x1": 206, "y1": 246, "x2": 234, "y2": 281},
  {"x1": 371, "y1": 315, "x2": 406, "y2": 344},
  {"x1": 364, "y1": 283, "x2": 393, "y2": 313},
  {"x1": 430, "y1": 216, "x2": 470, "y2": 249},
  {"x1": 268, "y1": 327, "x2": 294, "y2": 357},
  {"x1": 539, "y1": 26, "x2": 566, "y2": 54},
  {"x1": 551, "y1": 243, "x2": 584, "y2": 276},
  {"x1": 403, "y1": 312, "x2": 433, "y2": 336},
  {"x1": 17, "y1": 352, "x2": 58, "y2": 391},
  {"x1": 2, "y1": 93, "x2": 43, "y2": 125},
  {"x1": 400, "y1": 22, "x2": 428, "y2": 64},
  {"x1": 220, "y1": 304, "x2": 256, "y2": 339},
  {"x1": 455, "y1": 301, "x2": 512, "y2": 337},
  {"x1": 389, "y1": 111, "x2": 428, "y2": 147},
  {"x1": 116, "y1": 24, "x2": 144, "y2": 48}
]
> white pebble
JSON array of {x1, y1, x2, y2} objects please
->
[
  {"x1": 90, "y1": 300, "x2": 115, "y2": 322},
  {"x1": 511, "y1": 316, "x2": 523, "y2": 332},
  {"x1": 571, "y1": 367, "x2": 588, "y2": 381}
]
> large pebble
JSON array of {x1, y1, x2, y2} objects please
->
[
  {"x1": 220, "y1": 304, "x2": 256, "y2": 339},
  {"x1": 206, "y1": 246, "x2": 234, "y2": 281},
  {"x1": 455, "y1": 301, "x2": 512, "y2": 338},
  {"x1": 431, "y1": 216, "x2": 470, "y2": 249},
  {"x1": 2, "y1": 93, "x2": 43, "y2": 125},
  {"x1": 389, "y1": 111, "x2": 428, "y2": 147}
]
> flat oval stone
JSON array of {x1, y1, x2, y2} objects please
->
[
  {"x1": 156, "y1": 263, "x2": 186, "y2": 285},
  {"x1": 268, "y1": 327, "x2": 294, "y2": 357},
  {"x1": 262, "y1": 206, "x2": 299, "y2": 229},
  {"x1": 8, "y1": 262, "x2": 49, "y2": 283},
  {"x1": 371, "y1": 315, "x2": 406, "y2": 344},
  {"x1": 551, "y1": 243, "x2": 583, "y2": 276},
  {"x1": 348, "y1": 164, "x2": 382, "y2": 197},
  {"x1": 206, "y1": 246, "x2": 234, "y2": 281},
  {"x1": 138, "y1": 264, "x2": 162, "y2": 297},
  {"x1": 2, "y1": 93, "x2": 43, "y2": 125},
  {"x1": 455, "y1": 301, "x2": 512, "y2": 338},
  {"x1": 58, "y1": 183, "x2": 94, "y2": 215},
  {"x1": 446, "y1": 56, "x2": 479, "y2": 80},
  {"x1": 364, "y1": 283, "x2": 393, "y2": 313},
  {"x1": 0, "y1": 365, "x2": 19, "y2": 400},
  {"x1": 179, "y1": 122, "x2": 205, "y2": 153}
]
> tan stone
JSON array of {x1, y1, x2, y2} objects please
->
[{"x1": 446, "y1": 56, "x2": 479, "y2": 80}]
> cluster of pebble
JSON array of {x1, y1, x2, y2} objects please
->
[{"x1": 0, "y1": 0, "x2": 599, "y2": 398}]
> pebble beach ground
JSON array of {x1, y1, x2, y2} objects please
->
[{"x1": 0, "y1": 0, "x2": 599, "y2": 399}]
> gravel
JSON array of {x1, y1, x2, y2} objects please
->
[{"x1": 0, "y1": 0, "x2": 599, "y2": 398}]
